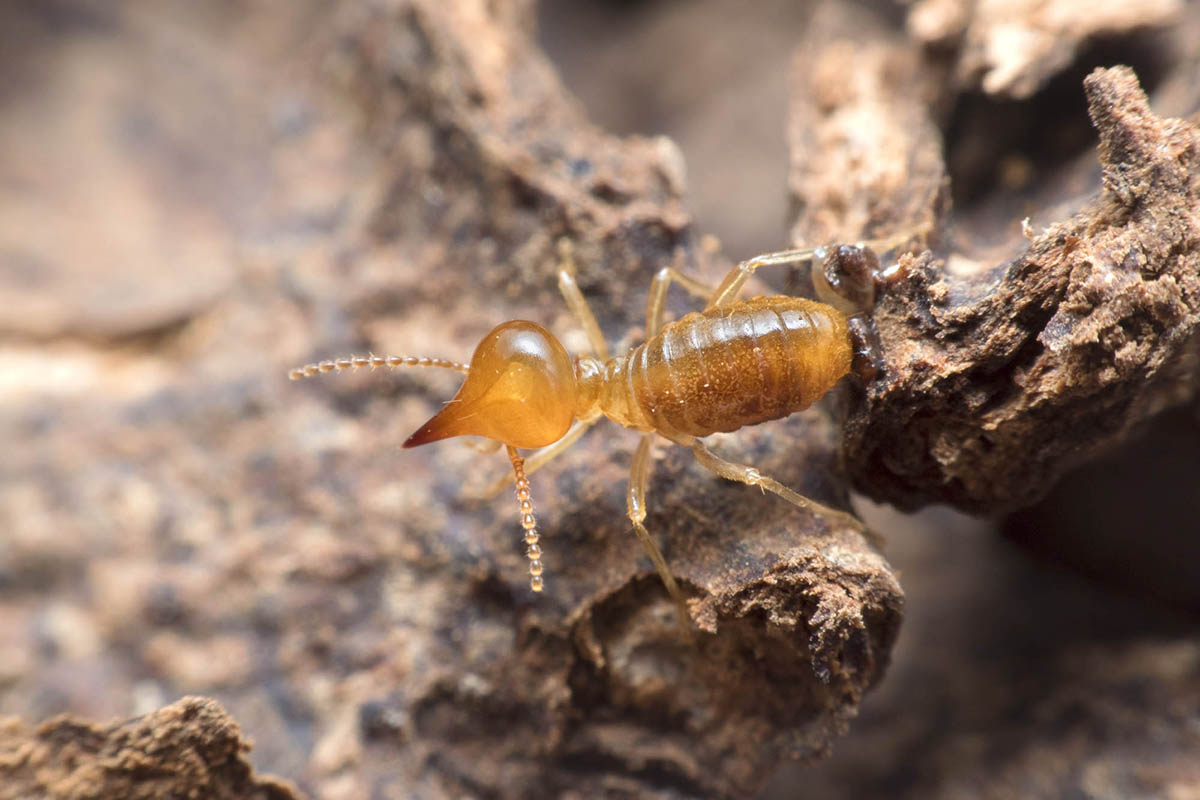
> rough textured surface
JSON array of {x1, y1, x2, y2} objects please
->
[
  {"x1": 0, "y1": 697, "x2": 299, "y2": 800},
  {"x1": 788, "y1": 4, "x2": 949, "y2": 246},
  {"x1": 2, "y1": 1, "x2": 1199, "y2": 799},
  {"x1": 788, "y1": 5, "x2": 1200, "y2": 513},
  {"x1": 838, "y1": 66, "x2": 1200, "y2": 512}
]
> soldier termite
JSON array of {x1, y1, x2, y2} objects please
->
[{"x1": 289, "y1": 232, "x2": 922, "y2": 630}]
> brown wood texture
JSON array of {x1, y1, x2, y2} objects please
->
[{"x1": 1, "y1": 1, "x2": 1198, "y2": 798}]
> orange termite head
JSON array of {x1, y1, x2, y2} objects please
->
[{"x1": 403, "y1": 320, "x2": 576, "y2": 450}]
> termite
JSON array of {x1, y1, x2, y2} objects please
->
[{"x1": 289, "y1": 232, "x2": 920, "y2": 629}]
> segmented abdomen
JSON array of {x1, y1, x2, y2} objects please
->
[{"x1": 618, "y1": 296, "x2": 852, "y2": 439}]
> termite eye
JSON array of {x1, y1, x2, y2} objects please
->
[{"x1": 404, "y1": 320, "x2": 576, "y2": 450}]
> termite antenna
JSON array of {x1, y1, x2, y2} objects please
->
[
  {"x1": 288, "y1": 354, "x2": 469, "y2": 380},
  {"x1": 506, "y1": 445, "x2": 544, "y2": 592}
]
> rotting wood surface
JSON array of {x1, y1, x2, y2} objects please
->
[{"x1": 0, "y1": 1, "x2": 1198, "y2": 799}]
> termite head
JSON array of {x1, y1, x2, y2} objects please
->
[
  {"x1": 287, "y1": 320, "x2": 566, "y2": 593},
  {"x1": 403, "y1": 320, "x2": 576, "y2": 450},
  {"x1": 813, "y1": 244, "x2": 879, "y2": 315}
]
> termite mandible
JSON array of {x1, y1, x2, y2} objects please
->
[{"x1": 289, "y1": 231, "x2": 922, "y2": 629}]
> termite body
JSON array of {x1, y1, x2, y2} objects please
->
[
  {"x1": 606, "y1": 296, "x2": 853, "y2": 438},
  {"x1": 290, "y1": 234, "x2": 916, "y2": 628}
]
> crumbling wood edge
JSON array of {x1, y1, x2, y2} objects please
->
[
  {"x1": 836, "y1": 66, "x2": 1200, "y2": 512},
  {"x1": 788, "y1": 9, "x2": 1199, "y2": 515}
]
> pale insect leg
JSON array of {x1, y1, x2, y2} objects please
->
[
  {"x1": 705, "y1": 226, "x2": 931, "y2": 309},
  {"x1": 646, "y1": 266, "x2": 717, "y2": 337},
  {"x1": 628, "y1": 434, "x2": 692, "y2": 633},
  {"x1": 687, "y1": 437, "x2": 863, "y2": 532},
  {"x1": 556, "y1": 239, "x2": 610, "y2": 361},
  {"x1": 706, "y1": 247, "x2": 821, "y2": 309}
]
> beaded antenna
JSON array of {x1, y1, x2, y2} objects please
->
[
  {"x1": 288, "y1": 354, "x2": 468, "y2": 380},
  {"x1": 506, "y1": 446, "x2": 543, "y2": 591}
]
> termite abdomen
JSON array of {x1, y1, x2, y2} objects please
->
[{"x1": 627, "y1": 296, "x2": 852, "y2": 440}]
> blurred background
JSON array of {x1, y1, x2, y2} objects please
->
[{"x1": 2, "y1": 1, "x2": 1198, "y2": 798}]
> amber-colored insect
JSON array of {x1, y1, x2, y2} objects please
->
[{"x1": 290, "y1": 233, "x2": 917, "y2": 627}]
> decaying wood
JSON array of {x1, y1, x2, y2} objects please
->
[
  {"x1": 1, "y1": 1, "x2": 1198, "y2": 799},
  {"x1": 790, "y1": 7, "x2": 1200, "y2": 514},
  {"x1": 837, "y1": 65, "x2": 1200, "y2": 512}
]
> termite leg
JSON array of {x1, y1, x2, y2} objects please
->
[
  {"x1": 628, "y1": 434, "x2": 692, "y2": 634},
  {"x1": 481, "y1": 418, "x2": 598, "y2": 498},
  {"x1": 706, "y1": 247, "x2": 820, "y2": 309},
  {"x1": 706, "y1": 225, "x2": 931, "y2": 309},
  {"x1": 646, "y1": 265, "x2": 717, "y2": 337},
  {"x1": 557, "y1": 239, "x2": 610, "y2": 361},
  {"x1": 686, "y1": 437, "x2": 863, "y2": 533}
]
